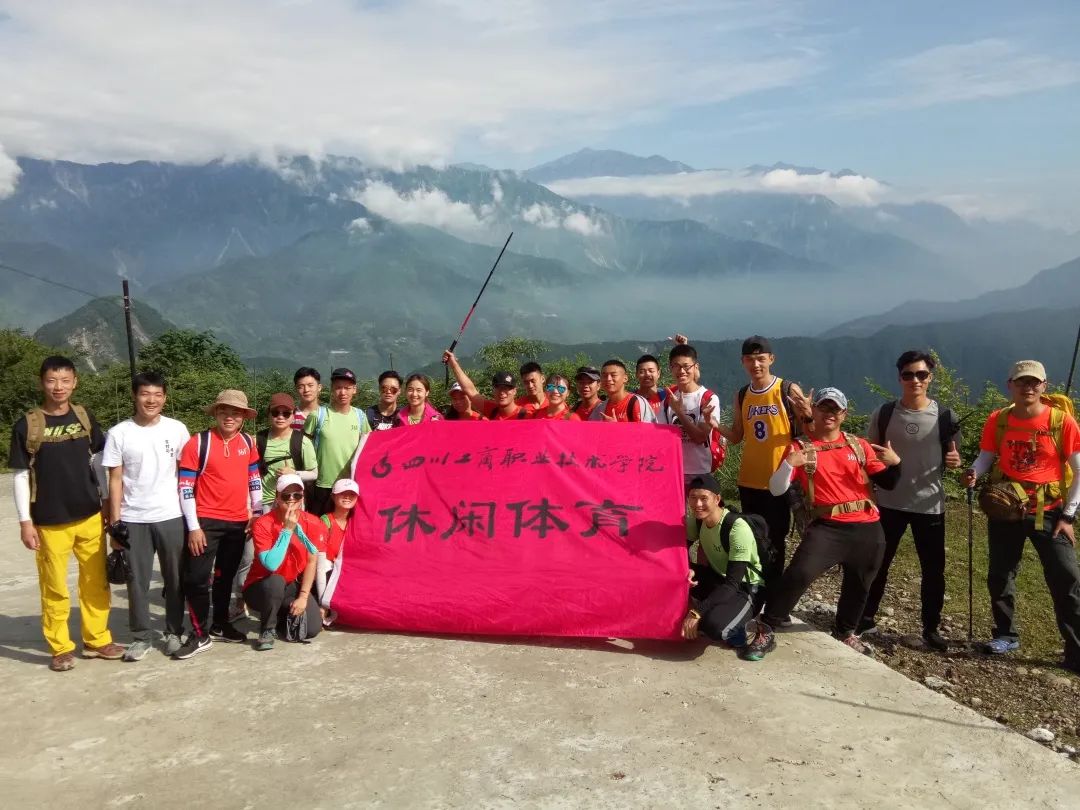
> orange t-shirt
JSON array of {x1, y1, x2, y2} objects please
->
[
  {"x1": 245, "y1": 510, "x2": 328, "y2": 588},
  {"x1": 531, "y1": 407, "x2": 581, "y2": 421},
  {"x1": 482, "y1": 401, "x2": 524, "y2": 421},
  {"x1": 515, "y1": 395, "x2": 548, "y2": 416},
  {"x1": 980, "y1": 407, "x2": 1080, "y2": 484},
  {"x1": 178, "y1": 431, "x2": 260, "y2": 523},
  {"x1": 573, "y1": 400, "x2": 601, "y2": 420},
  {"x1": 321, "y1": 514, "x2": 348, "y2": 562},
  {"x1": 787, "y1": 435, "x2": 887, "y2": 524}
]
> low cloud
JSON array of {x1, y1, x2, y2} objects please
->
[
  {"x1": 346, "y1": 217, "x2": 372, "y2": 234},
  {"x1": 520, "y1": 202, "x2": 604, "y2": 235},
  {"x1": 353, "y1": 181, "x2": 493, "y2": 235},
  {"x1": 547, "y1": 168, "x2": 888, "y2": 207},
  {"x1": 0, "y1": 142, "x2": 20, "y2": 198}
]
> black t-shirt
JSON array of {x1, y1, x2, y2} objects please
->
[
  {"x1": 365, "y1": 405, "x2": 397, "y2": 432},
  {"x1": 9, "y1": 407, "x2": 106, "y2": 526}
]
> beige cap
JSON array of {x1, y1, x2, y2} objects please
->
[
  {"x1": 204, "y1": 389, "x2": 257, "y2": 419},
  {"x1": 1009, "y1": 360, "x2": 1047, "y2": 382}
]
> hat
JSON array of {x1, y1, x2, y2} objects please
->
[
  {"x1": 268, "y1": 392, "x2": 295, "y2": 413},
  {"x1": 686, "y1": 475, "x2": 722, "y2": 495},
  {"x1": 331, "y1": 367, "x2": 357, "y2": 383},
  {"x1": 741, "y1": 335, "x2": 773, "y2": 356},
  {"x1": 574, "y1": 365, "x2": 601, "y2": 382},
  {"x1": 204, "y1": 389, "x2": 257, "y2": 419},
  {"x1": 332, "y1": 478, "x2": 360, "y2": 496},
  {"x1": 449, "y1": 382, "x2": 465, "y2": 393},
  {"x1": 491, "y1": 371, "x2": 516, "y2": 389},
  {"x1": 813, "y1": 387, "x2": 848, "y2": 410},
  {"x1": 276, "y1": 473, "x2": 304, "y2": 493},
  {"x1": 1009, "y1": 360, "x2": 1047, "y2": 382}
]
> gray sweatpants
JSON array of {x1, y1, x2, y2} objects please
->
[{"x1": 125, "y1": 517, "x2": 186, "y2": 642}]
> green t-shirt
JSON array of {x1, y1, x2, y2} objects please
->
[
  {"x1": 305, "y1": 407, "x2": 371, "y2": 488},
  {"x1": 686, "y1": 508, "x2": 764, "y2": 586},
  {"x1": 260, "y1": 432, "x2": 318, "y2": 504}
]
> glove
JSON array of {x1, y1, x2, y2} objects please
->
[{"x1": 108, "y1": 520, "x2": 131, "y2": 549}]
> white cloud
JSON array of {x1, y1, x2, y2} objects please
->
[
  {"x1": 346, "y1": 217, "x2": 372, "y2": 234},
  {"x1": 0, "y1": 141, "x2": 20, "y2": 198},
  {"x1": 519, "y1": 202, "x2": 604, "y2": 235},
  {"x1": 0, "y1": 0, "x2": 817, "y2": 168},
  {"x1": 562, "y1": 211, "x2": 604, "y2": 236},
  {"x1": 353, "y1": 181, "x2": 493, "y2": 235},
  {"x1": 547, "y1": 168, "x2": 888, "y2": 207},
  {"x1": 521, "y1": 203, "x2": 562, "y2": 229},
  {"x1": 864, "y1": 39, "x2": 1080, "y2": 110},
  {"x1": 490, "y1": 178, "x2": 504, "y2": 204}
]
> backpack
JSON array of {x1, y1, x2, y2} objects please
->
[
  {"x1": 255, "y1": 428, "x2": 306, "y2": 477},
  {"x1": 663, "y1": 387, "x2": 726, "y2": 471},
  {"x1": 738, "y1": 378, "x2": 800, "y2": 440},
  {"x1": 876, "y1": 401, "x2": 958, "y2": 467},
  {"x1": 985, "y1": 394, "x2": 1076, "y2": 530},
  {"x1": 791, "y1": 432, "x2": 874, "y2": 529},
  {"x1": 24, "y1": 404, "x2": 94, "y2": 503},
  {"x1": 691, "y1": 510, "x2": 776, "y2": 580},
  {"x1": 309, "y1": 406, "x2": 366, "y2": 452},
  {"x1": 195, "y1": 429, "x2": 255, "y2": 475}
]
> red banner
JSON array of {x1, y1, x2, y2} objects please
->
[{"x1": 325, "y1": 420, "x2": 689, "y2": 639}]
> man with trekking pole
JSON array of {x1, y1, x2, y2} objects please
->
[{"x1": 962, "y1": 360, "x2": 1080, "y2": 671}]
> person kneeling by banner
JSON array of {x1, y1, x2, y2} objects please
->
[
  {"x1": 243, "y1": 474, "x2": 325, "y2": 651},
  {"x1": 755, "y1": 388, "x2": 902, "y2": 658},
  {"x1": 681, "y1": 476, "x2": 776, "y2": 661},
  {"x1": 962, "y1": 360, "x2": 1080, "y2": 668}
]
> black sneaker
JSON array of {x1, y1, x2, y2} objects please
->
[
  {"x1": 209, "y1": 623, "x2": 247, "y2": 643},
  {"x1": 923, "y1": 629, "x2": 948, "y2": 652},
  {"x1": 172, "y1": 634, "x2": 212, "y2": 660}
]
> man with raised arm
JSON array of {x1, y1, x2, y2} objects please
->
[{"x1": 444, "y1": 350, "x2": 524, "y2": 420}]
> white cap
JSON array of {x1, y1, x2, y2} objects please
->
[
  {"x1": 276, "y1": 473, "x2": 304, "y2": 493},
  {"x1": 332, "y1": 478, "x2": 360, "y2": 496}
]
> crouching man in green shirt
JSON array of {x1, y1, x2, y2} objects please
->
[{"x1": 681, "y1": 475, "x2": 776, "y2": 661}]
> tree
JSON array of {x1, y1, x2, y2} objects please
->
[
  {"x1": 138, "y1": 330, "x2": 245, "y2": 379},
  {"x1": 0, "y1": 330, "x2": 69, "y2": 466}
]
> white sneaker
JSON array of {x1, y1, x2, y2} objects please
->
[
  {"x1": 123, "y1": 640, "x2": 152, "y2": 662},
  {"x1": 162, "y1": 634, "x2": 183, "y2": 656},
  {"x1": 228, "y1": 598, "x2": 249, "y2": 623}
]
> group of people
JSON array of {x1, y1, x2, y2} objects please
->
[{"x1": 10, "y1": 337, "x2": 1080, "y2": 675}]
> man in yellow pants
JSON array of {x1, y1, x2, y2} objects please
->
[{"x1": 10, "y1": 355, "x2": 125, "y2": 671}]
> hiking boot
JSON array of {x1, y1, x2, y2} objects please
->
[
  {"x1": 172, "y1": 634, "x2": 212, "y2": 660},
  {"x1": 209, "y1": 623, "x2": 247, "y2": 643},
  {"x1": 982, "y1": 637, "x2": 1020, "y2": 655},
  {"x1": 83, "y1": 642, "x2": 125, "y2": 660},
  {"x1": 228, "y1": 597, "x2": 249, "y2": 623},
  {"x1": 739, "y1": 626, "x2": 776, "y2": 661},
  {"x1": 856, "y1": 618, "x2": 879, "y2": 636},
  {"x1": 923, "y1": 629, "x2": 948, "y2": 652},
  {"x1": 50, "y1": 651, "x2": 75, "y2": 672},
  {"x1": 162, "y1": 634, "x2": 183, "y2": 657},
  {"x1": 254, "y1": 630, "x2": 275, "y2": 652},
  {"x1": 837, "y1": 633, "x2": 873, "y2": 656},
  {"x1": 123, "y1": 640, "x2": 152, "y2": 662}
]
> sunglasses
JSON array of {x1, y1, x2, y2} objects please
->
[
  {"x1": 270, "y1": 408, "x2": 293, "y2": 417},
  {"x1": 900, "y1": 370, "x2": 931, "y2": 382},
  {"x1": 279, "y1": 492, "x2": 304, "y2": 502},
  {"x1": 545, "y1": 384, "x2": 568, "y2": 394},
  {"x1": 380, "y1": 387, "x2": 400, "y2": 394},
  {"x1": 814, "y1": 402, "x2": 844, "y2": 414}
]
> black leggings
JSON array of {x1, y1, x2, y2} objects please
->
[
  {"x1": 862, "y1": 507, "x2": 946, "y2": 632},
  {"x1": 690, "y1": 565, "x2": 755, "y2": 643},
  {"x1": 182, "y1": 518, "x2": 247, "y2": 636},
  {"x1": 738, "y1": 486, "x2": 792, "y2": 601},
  {"x1": 763, "y1": 520, "x2": 885, "y2": 637},
  {"x1": 243, "y1": 574, "x2": 322, "y2": 638}
]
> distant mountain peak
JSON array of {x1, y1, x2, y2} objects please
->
[
  {"x1": 524, "y1": 148, "x2": 694, "y2": 184},
  {"x1": 744, "y1": 161, "x2": 860, "y2": 178}
]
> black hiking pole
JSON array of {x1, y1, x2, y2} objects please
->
[
  {"x1": 1066, "y1": 319, "x2": 1080, "y2": 397},
  {"x1": 443, "y1": 232, "x2": 513, "y2": 385},
  {"x1": 966, "y1": 486, "x2": 975, "y2": 643}
]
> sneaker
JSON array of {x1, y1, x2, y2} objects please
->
[
  {"x1": 255, "y1": 630, "x2": 275, "y2": 652},
  {"x1": 779, "y1": 615, "x2": 795, "y2": 628},
  {"x1": 724, "y1": 626, "x2": 749, "y2": 649},
  {"x1": 837, "y1": 633, "x2": 873, "y2": 656},
  {"x1": 857, "y1": 618, "x2": 879, "y2": 636},
  {"x1": 923, "y1": 629, "x2": 948, "y2": 652},
  {"x1": 739, "y1": 627, "x2": 777, "y2": 661},
  {"x1": 982, "y1": 637, "x2": 1020, "y2": 655},
  {"x1": 228, "y1": 597, "x2": 249, "y2": 623},
  {"x1": 209, "y1": 623, "x2": 247, "y2": 643},
  {"x1": 162, "y1": 634, "x2": 183, "y2": 656},
  {"x1": 123, "y1": 640, "x2": 152, "y2": 662},
  {"x1": 172, "y1": 634, "x2": 212, "y2": 660},
  {"x1": 50, "y1": 651, "x2": 76, "y2": 672},
  {"x1": 83, "y1": 642, "x2": 125, "y2": 660}
]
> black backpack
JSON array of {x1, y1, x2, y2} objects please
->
[
  {"x1": 875, "y1": 401, "x2": 958, "y2": 467},
  {"x1": 696, "y1": 510, "x2": 777, "y2": 577},
  {"x1": 255, "y1": 429, "x2": 306, "y2": 477}
]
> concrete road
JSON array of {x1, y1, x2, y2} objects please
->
[{"x1": 1, "y1": 474, "x2": 1076, "y2": 808}]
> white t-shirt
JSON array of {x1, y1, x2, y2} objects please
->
[
  {"x1": 663, "y1": 387, "x2": 721, "y2": 475},
  {"x1": 102, "y1": 416, "x2": 190, "y2": 523}
]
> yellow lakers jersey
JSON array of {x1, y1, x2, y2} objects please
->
[{"x1": 738, "y1": 377, "x2": 794, "y2": 489}]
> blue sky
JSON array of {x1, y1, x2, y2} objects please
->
[{"x1": 0, "y1": 0, "x2": 1077, "y2": 227}]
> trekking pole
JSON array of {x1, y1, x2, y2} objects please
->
[
  {"x1": 1066, "y1": 318, "x2": 1080, "y2": 397},
  {"x1": 443, "y1": 232, "x2": 513, "y2": 385},
  {"x1": 966, "y1": 486, "x2": 974, "y2": 642}
]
